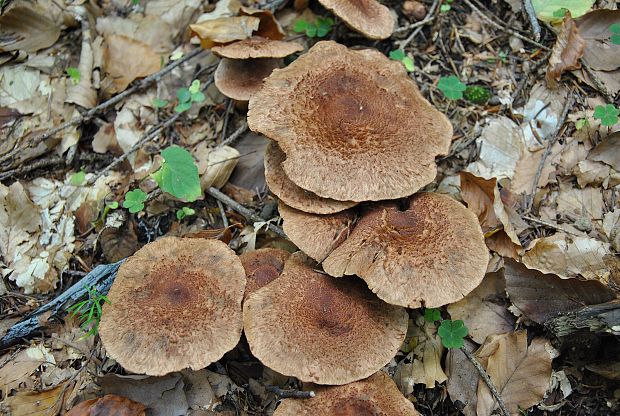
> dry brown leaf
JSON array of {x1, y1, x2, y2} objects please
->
[
  {"x1": 96, "y1": 15, "x2": 174, "y2": 54},
  {"x1": 3, "y1": 383, "x2": 67, "y2": 416},
  {"x1": 190, "y1": 16, "x2": 260, "y2": 49},
  {"x1": 195, "y1": 144, "x2": 240, "y2": 190},
  {"x1": 556, "y1": 183, "x2": 604, "y2": 226},
  {"x1": 0, "y1": 347, "x2": 48, "y2": 393},
  {"x1": 546, "y1": 13, "x2": 585, "y2": 87},
  {"x1": 446, "y1": 340, "x2": 478, "y2": 416},
  {"x1": 103, "y1": 35, "x2": 162, "y2": 94},
  {"x1": 476, "y1": 331, "x2": 553, "y2": 416},
  {"x1": 409, "y1": 315, "x2": 447, "y2": 388},
  {"x1": 145, "y1": 0, "x2": 203, "y2": 39},
  {"x1": 0, "y1": 6, "x2": 60, "y2": 53},
  {"x1": 504, "y1": 259, "x2": 616, "y2": 324},
  {"x1": 67, "y1": 394, "x2": 146, "y2": 416},
  {"x1": 576, "y1": 9, "x2": 620, "y2": 71},
  {"x1": 239, "y1": 7, "x2": 285, "y2": 40},
  {"x1": 588, "y1": 131, "x2": 620, "y2": 171},
  {"x1": 573, "y1": 160, "x2": 611, "y2": 188},
  {"x1": 448, "y1": 271, "x2": 515, "y2": 344}
]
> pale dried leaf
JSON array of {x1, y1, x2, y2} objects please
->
[
  {"x1": 576, "y1": 9, "x2": 620, "y2": 71},
  {"x1": 546, "y1": 14, "x2": 585, "y2": 87},
  {"x1": 3, "y1": 383, "x2": 66, "y2": 416},
  {"x1": 190, "y1": 16, "x2": 260, "y2": 49},
  {"x1": 446, "y1": 340, "x2": 478, "y2": 416},
  {"x1": 145, "y1": 0, "x2": 203, "y2": 39},
  {"x1": 588, "y1": 132, "x2": 620, "y2": 171},
  {"x1": 573, "y1": 160, "x2": 610, "y2": 188},
  {"x1": 0, "y1": 6, "x2": 61, "y2": 53},
  {"x1": 195, "y1": 144, "x2": 240, "y2": 190},
  {"x1": 409, "y1": 315, "x2": 447, "y2": 387},
  {"x1": 96, "y1": 15, "x2": 174, "y2": 54},
  {"x1": 103, "y1": 34, "x2": 161, "y2": 94}
]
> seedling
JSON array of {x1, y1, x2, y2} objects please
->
[
  {"x1": 69, "y1": 169, "x2": 86, "y2": 186},
  {"x1": 67, "y1": 286, "x2": 111, "y2": 338},
  {"x1": 293, "y1": 17, "x2": 334, "y2": 38},
  {"x1": 123, "y1": 189, "x2": 148, "y2": 213},
  {"x1": 463, "y1": 85, "x2": 492, "y2": 105},
  {"x1": 66, "y1": 67, "x2": 80, "y2": 85},
  {"x1": 389, "y1": 49, "x2": 414, "y2": 72},
  {"x1": 176, "y1": 206, "x2": 196, "y2": 220},
  {"x1": 610, "y1": 23, "x2": 620, "y2": 45},
  {"x1": 424, "y1": 308, "x2": 441, "y2": 322},
  {"x1": 593, "y1": 104, "x2": 619, "y2": 127},
  {"x1": 575, "y1": 118, "x2": 589, "y2": 130},
  {"x1": 106, "y1": 201, "x2": 119, "y2": 209},
  {"x1": 151, "y1": 146, "x2": 202, "y2": 202},
  {"x1": 175, "y1": 80, "x2": 206, "y2": 113},
  {"x1": 438, "y1": 319, "x2": 469, "y2": 349},
  {"x1": 438, "y1": 75, "x2": 466, "y2": 100},
  {"x1": 440, "y1": 0, "x2": 454, "y2": 13}
]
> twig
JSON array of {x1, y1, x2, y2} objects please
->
[
  {"x1": 522, "y1": 0, "x2": 541, "y2": 41},
  {"x1": 218, "y1": 122, "x2": 248, "y2": 147},
  {"x1": 216, "y1": 199, "x2": 229, "y2": 228},
  {"x1": 397, "y1": 0, "x2": 440, "y2": 49},
  {"x1": 265, "y1": 385, "x2": 315, "y2": 399},
  {"x1": 205, "y1": 187, "x2": 285, "y2": 237},
  {"x1": 525, "y1": 93, "x2": 574, "y2": 212},
  {"x1": 461, "y1": 347, "x2": 510, "y2": 416},
  {"x1": 0, "y1": 48, "x2": 207, "y2": 168}
]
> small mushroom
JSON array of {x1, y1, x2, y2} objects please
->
[
  {"x1": 240, "y1": 248, "x2": 290, "y2": 299},
  {"x1": 248, "y1": 41, "x2": 452, "y2": 202},
  {"x1": 99, "y1": 237, "x2": 246, "y2": 376},
  {"x1": 243, "y1": 253, "x2": 408, "y2": 385},
  {"x1": 274, "y1": 371, "x2": 420, "y2": 415},
  {"x1": 265, "y1": 141, "x2": 357, "y2": 214},
  {"x1": 318, "y1": 0, "x2": 396, "y2": 40}
]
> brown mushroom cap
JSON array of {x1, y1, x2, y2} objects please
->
[
  {"x1": 240, "y1": 248, "x2": 290, "y2": 299},
  {"x1": 323, "y1": 193, "x2": 489, "y2": 308},
  {"x1": 318, "y1": 0, "x2": 396, "y2": 40},
  {"x1": 274, "y1": 372, "x2": 421, "y2": 415},
  {"x1": 247, "y1": 41, "x2": 452, "y2": 202},
  {"x1": 243, "y1": 254, "x2": 408, "y2": 385},
  {"x1": 265, "y1": 142, "x2": 357, "y2": 214},
  {"x1": 279, "y1": 202, "x2": 356, "y2": 262},
  {"x1": 214, "y1": 57, "x2": 281, "y2": 101},
  {"x1": 212, "y1": 37, "x2": 303, "y2": 59},
  {"x1": 99, "y1": 237, "x2": 246, "y2": 376}
]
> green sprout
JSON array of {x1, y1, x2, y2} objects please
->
[
  {"x1": 66, "y1": 67, "x2": 80, "y2": 85},
  {"x1": 123, "y1": 189, "x2": 148, "y2": 213},
  {"x1": 593, "y1": 104, "x2": 619, "y2": 127},
  {"x1": 424, "y1": 308, "x2": 441, "y2": 323},
  {"x1": 463, "y1": 85, "x2": 492, "y2": 105},
  {"x1": 175, "y1": 80, "x2": 206, "y2": 113},
  {"x1": 389, "y1": 49, "x2": 414, "y2": 72},
  {"x1": 575, "y1": 118, "x2": 589, "y2": 130},
  {"x1": 438, "y1": 319, "x2": 469, "y2": 349},
  {"x1": 151, "y1": 146, "x2": 201, "y2": 202},
  {"x1": 293, "y1": 17, "x2": 334, "y2": 38},
  {"x1": 438, "y1": 75, "x2": 467, "y2": 100},
  {"x1": 67, "y1": 286, "x2": 111, "y2": 338},
  {"x1": 176, "y1": 206, "x2": 196, "y2": 220},
  {"x1": 69, "y1": 169, "x2": 86, "y2": 186}
]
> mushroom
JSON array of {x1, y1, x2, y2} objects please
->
[
  {"x1": 317, "y1": 0, "x2": 396, "y2": 40},
  {"x1": 240, "y1": 247, "x2": 290, "y2": 299},
  {"x1": 265, "y1": 141, "x2": 357, "y2": 214},
  {"x1": 322, "y1": 193, "x2": 489, "y2": 308},
  {"x1": 274, "y1": 371, "x2": 421, "y2": 415},
  {"x1": 248, "y1": 41, "x2": 452, "y2": 202},
  {"x1": 213, "y1": 37, "x2": 303, "y2": 102},
  {"x1": 99, "y1": 237, "x2": 246, "y2": 376},
  {"x1": 243, "y1": 253, "x2": 408, "y2": 385}
]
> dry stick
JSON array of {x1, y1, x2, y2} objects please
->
[
  {"x1": 205, "y1": 187, "x2": 286, "y2": 237},
  {"x1": 0, "y1": 48, "x2": 207, "y2": 168},
  {"x1": 265, "y1": 385, "x2": 315, "y2": 399},
  {"x1": 525, "y1": 93, "x2": 574, "y2": 212},
  {"x1": 522, "y1": 0, "x2": 542, "y2": 41},
  {"x1": 218, "y1": 121, "x2": 248, "y2": 147},
  {"x1": 462, "y1": 0, "x2": 549, "y2": 51},
  {"x1": 397, "y1": 0, "x2": 440, "y2": 49},
  {"x1": 461, "y1": 348, "x2": 510, "y2": 416}
]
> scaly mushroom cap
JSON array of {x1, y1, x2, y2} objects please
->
[
  {"x1": 99, "y1": 237, "x2": 246, "y2": 376},
  {"x1": 243, "y1": 254, "x2": 408, "y2": 385},
  {"x1": 214, "y1": 57, "x2": 281, "y2": 101},
  {"x1": 318, "y1": 0, "x2": 396, "y2": 40},
  {"x1": 265, "y1": 142, "x2": 357, "y2": 214},
  {"x1": 323, "y1": 193, "x2": 489, "y2": 308},
  {"x1": 212, "y1": 37, "x2": 303, "y2": 59},
  {"x1": 240, "y1": 248, "x2": 290, "y2": 299},
  {"x1": 279, "y1": 202, "x2": 356, "y2": 262},
  {"x1": 248, "y1": 41, "x2": 452, "y2": 202},
  {"x1": 274, "y1": 372, "x2": 421, "y2": 415}
]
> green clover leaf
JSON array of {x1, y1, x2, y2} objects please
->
[
  {"x1": 177, "y1": 87, "x2": 191, "y2": 103},
  {"x1": 151, "y1": 146, "x2": 201, "y2": 202},
  {"x1": 463, "y1": 85, "x2": 492, "y2": 104},
  {"x1": 153, "y1": 98, "x2": 168, "y2": 108},
  {"x1": 593, "y1": 104, "x2": 619, "y2": 127},
  {"x1": 610, "y1": 23, "x2": 620, "y2": 45},
  {"x1": 389, "y1": 49, "x2": 405, "y2": 61},
  {"x1": 438, "y1": 319, "x2": 469, "y2": 349},
  {"x1": 316, "y1": 17, "x2": 334, "y2": 37},
  {"x1": 438, "y1": 75, "x2": 466, "y2": 100},
  {"x1": 424, "y1": 308, "x2": 441, "y2": 323},
  {"x1": 123, "y1": 189, "x2": 148, "y2": 213},
  {"x1": 66, "y1": 67, "x2": 81, "y2": 85},
  {"x1": 176, "y1": 206, "x2": 196, "y2": 220},
  {"x1": 293, "y1": 19, "x2": 310, "y2": 33},
  {"x1": 70, "y1": 169, "x2": 86, "y2": 186},
  {"x1": 189, "y1": 80, "x2": 201, "y2": 94}
]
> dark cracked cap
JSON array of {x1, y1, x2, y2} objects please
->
[
  {"x1": 247, "y1": 41, "x2": 452, "y2": 202},
  {"x1": 99, "y1": 237, "x2": 246, "y2": 376},
  {"x1": 274, "y1": 371, "x2": 421, "y2": 415},
  {"x1": 243, "y1": 253, "x2": 408, "y2": 385}
]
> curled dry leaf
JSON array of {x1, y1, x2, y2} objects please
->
[
  {"x1": 476, "y1": 331, "x2": 554, "y2": 416},
  {"x1": 588, "y1": 131, "x2": 620, "y2": 171},
  {"x1": 67, "y1": 394, "x2": 146, "y2": 416},
  {"x1": 103, "y1": 34, "x2": 162, "y2": 94},
  {"x1": 0, "y1": 6, "x2": 61, "y2": 53},
  {"x1": 190, "y1": 16, "x2": 260, "y2": 49},
  {"x1": 195, "y1": 144, "x2": 240, "y2": 190},
  {"x1": 546, "y1": 13, "x2": 585, "y2": 87}
]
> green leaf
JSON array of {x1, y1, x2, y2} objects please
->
[
  {"x1": 438, "y1": 75, "x2": 466, "y2": 100},
  {"x1": 389, "y1": 49, "x2": 405, "y2": 61},
  {"x1": 593, "y1": 104, "x2": 620, "y2": 127},
  {"x1": 177, "y1": 87, "x2": 191, "y2": 103},
  {"x1": 440, "y1": 4, "x2": 451, "y2": 13},
  {"x1": 151, "y1": 146, "x2": 201, "y2": 202},
  {"x1": 305, "y1": 24, "x2": 318, "y2": 38},
  {"x1": 401, "y1": 56, "x2": 415, "y2": 72},
  {"x1": 66, "y1": 67, "x2": 80, "y2": 85},
  {"x1": 575, "y1": 118, "x2": 589, "y2": 130},
  {"x1": 424, "y1": 308, "x2": 441, "y2": 323},
  {"x1": 70, "y1": 170, "x2": 86, "y2": 186},
  {"x1": 176, "y1": 206, "x2": 196, "y2": 220},
  {"x1": 191, "y1": 91, "x2": 206, "y2": 103},
  {"x1": 438, "y1": 320, "x2": 469, "y2": 349},
  {"x1": 189, "y1": 79, "x2": 201, "y2": 94},
  {"x1": 123, "y1": 189, "x2": 148, "y2": 213},
  {"x1": 293, "y1": 19, "x2": 310, "y2": 33},
  {"x1": 531, "y1": 0, "x2": 594, "y2": 23},
  {"x1": 463, "y1": 85, "x2": 492, "y2": 104},
  {"x1": 610, "y1": 23, "x2": 620, "y2": 45},
  {"x1": 153, "y1": 98, "x2": 168, "y2": 108},
  {"x1": 170, "y1": 50, "x2": 184, "y2": 61},
  {"x1": 106, "y1": 201, "x2": 119, "y2": 209},
  {"x1": 316, "y1": 17, "x2": 334, "y2": 37},
  {"x1": 175, "y1": 101, "x2": 192, "y2": 113}
]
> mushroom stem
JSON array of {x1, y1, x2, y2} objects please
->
[
  {"x1": 266, "y1": 385, "x2": 315, "y2": 399},
  {"x1": 460, "y1": 347, "x2": 510, "y2": 416}
]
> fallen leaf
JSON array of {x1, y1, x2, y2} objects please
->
[
  {"x1": 96, "y1": 15, "x2": 174, "y2": 54},
  {"x1": 190, "y1": 16, "x2": 260, "y2": 49},
  {"x1": 448, "y1": 271, "x2": 515, "y2": 344},
  {"x1": 546, "y1": 13, "x2": 585, "y2": 87},
  {"x1": 573, "y1": 159, "x2": 610, "y2": 188},
  {"x1": 476, "y1": 331, "x2": 554, "y2": 416},
  {"x1": 3, "y1": 383, "x2": 67, "y2": 416},
  {"x1": 145, "y1": 0, "x2": 203, "y2": 39},
  {"x1": 103, "y1": 34, "x2": 162, "y2": 94},
  {"x1": 588, "y1": 131, "x2": 620, "y2": 170},
  {"x1": 408, "y1": 313, "x2": 447, "y2": 388},
  {"x1": 556, "y1": 183, "x2": 603, "y2": 227},
  {"x1": 0, "y1": 6, "x2": 61, "y2": 53},
  {"x1": 576, "y1": 10, "x2": 620, "y2": 71},
  {"x1": 0, "y1": 346, "x2": 50, "y2": 393},
  {"x1": 504, "y1": 259, "x2": 616, "y2": 323},
  {"x1": 67, "y1": 394, "x2": 146, "y2": 416},
  {"x1": 586, "y1": 362, "x2": 620, "y2": 380},
  {"x1": 195, "y1": 144, "x2": 240, "y2": 190},
  {"x1": 446, "y1": 340, "x2": 478, "y2": 416}
]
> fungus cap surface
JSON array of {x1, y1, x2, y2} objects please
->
[
  {"x1": 318, "y1": 0, "x2": 396, "y2": 40},
  {"x1": 99, "y1": 237, "x2": 246, "y2": 376},
  {"x1": 212, "y1": 37, "x2": 303, "y2": 59},
  {"x1": 247, "y1": 41, "x2": 452, "y2": 202},
  {"x1": 214, "y1": 57, "x2": 280, "y2": 101},
  {"x1": 240, "y1": 248, "x2": 290, "y2": 299},
  {"x1": 243, "y1": 254, "x2": 408, "y2": 385}
]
